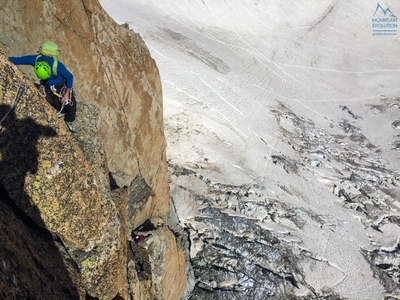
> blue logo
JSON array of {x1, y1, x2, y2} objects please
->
[
  {"x1": 372, "y1": 3, "x2": 398, "y2": 36},
  {"x1": 373, "y1": 3, "x2": 395, "y2": 17}
]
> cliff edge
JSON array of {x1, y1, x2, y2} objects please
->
[{"x1": 0, "y1": 0, "x2": 189, "y2": 299}]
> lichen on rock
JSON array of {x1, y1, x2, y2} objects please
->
[{"x1": 0, "y1": 0, "x2": 190, "y2": 298}]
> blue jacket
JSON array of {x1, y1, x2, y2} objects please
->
[{"x1": 8, "y1": 55, "x2": 74, "y2": 89}]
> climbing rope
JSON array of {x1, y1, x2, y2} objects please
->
[{"x1": 0, "y1": 78, "x2": 27, "y2": 126}]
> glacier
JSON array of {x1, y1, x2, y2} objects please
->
[{"x1": 100, "y1": 1, "x2": 400, "y2": 299}]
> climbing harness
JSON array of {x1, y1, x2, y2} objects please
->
[
  {"x1": 50, "y1": 84, "x2": 65, "y2": 99},
  {"x1": 48, "y1": 84, "x2": 73, "y2": 117},
  {"x1": 0, "y1": 78, "x2": 27, "y2": 126},
  {"x1": 37, "y1": 83, "x2": 71, "y2": 117}
]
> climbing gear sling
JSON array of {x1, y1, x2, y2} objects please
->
[
  {"x1": 49, "y1": 85, "x2": 73, "y2": 117},
  {"x1": 0, "y1": 78, "x2": 27, "y2": 126},
  {"x1": 39, "y1": 83, "x2": 72, "y2": 117}
]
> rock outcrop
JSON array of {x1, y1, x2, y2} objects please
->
[{"x1": 0, "y1": 1, "x2": 189, "y2": 299}]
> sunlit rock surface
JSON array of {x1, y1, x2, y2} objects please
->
[
  {"x1": 0, "y1": 0, "x2": 189, "y2": 297},
  {"x1": 0, "y1": 50, "x2": 120, "y2": 298}
]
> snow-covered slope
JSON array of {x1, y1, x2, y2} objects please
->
[{"x1": 100, "y1": 1, "x2": 400, "y2": 299}]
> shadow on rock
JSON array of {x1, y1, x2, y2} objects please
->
[{"x1": 0, "y1": 104, "x2": 81, "y2": 299}]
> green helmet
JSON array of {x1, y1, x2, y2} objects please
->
[{"x1": 34, "y1": 61, "x2": 51, "y2": 80}]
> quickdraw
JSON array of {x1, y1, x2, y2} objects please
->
[
  {"x1": 0, "y1": 78, "x2": 27, "y2": 126},
  {"x1": 50, "y1": 84, "x2": 65, "y2": 99},
  {"x1": 57, "y1": 100, "x2": 67, "y2": 117},
  {"x1": 49, "y1": 85, "x2": 73, "y2": 117}
]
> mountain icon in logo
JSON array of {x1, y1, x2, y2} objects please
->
[{"x1": 373, "y1": 3, "x2": 396, "y2": 17}]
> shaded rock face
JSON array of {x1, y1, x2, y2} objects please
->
[
  {"x1": 0, "y1": 185, "x2": 82, "y2": 300},
  {"x1": 0, "y1": 0, "x2": 189, "y2": 298}
]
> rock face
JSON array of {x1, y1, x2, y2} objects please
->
[{"x1": 0, "y1": 1, "x2": 189, "y2": 299}]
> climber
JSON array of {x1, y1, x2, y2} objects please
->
[{"x1": 8, "y1": 41, "x2": 77, "y2": 133}]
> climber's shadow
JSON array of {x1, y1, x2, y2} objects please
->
[
  {"x1": 0, "y1": 104, "x2": 57, "y2": 226},
  {"x1": 0, "y1": 104, "x2": 80, "y2": 299}
]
